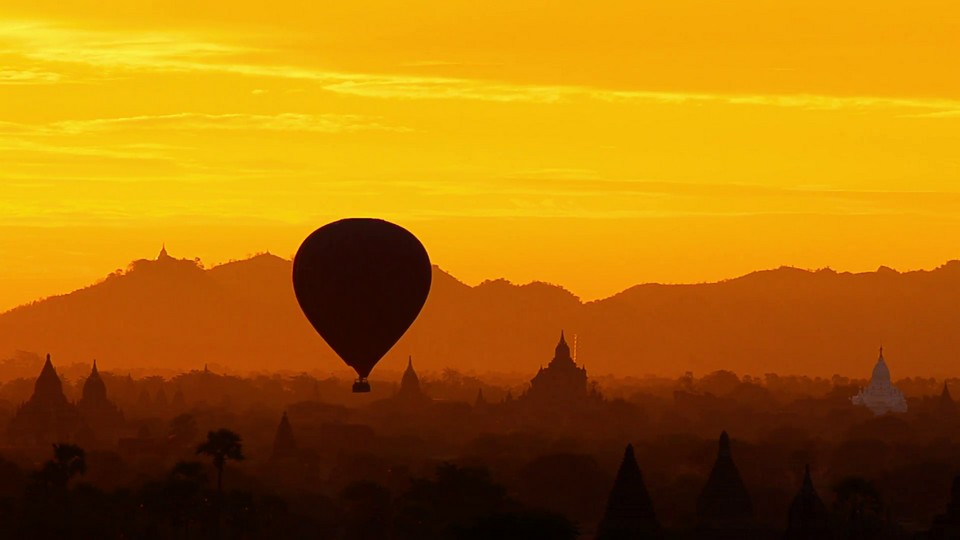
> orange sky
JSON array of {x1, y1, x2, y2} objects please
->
[{"x1": 1, "y1": 1, "x2": 958, "y2": 311}]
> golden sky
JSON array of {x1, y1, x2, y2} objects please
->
[{"x1": 1, "y1": 1, "x2": 958, "y2": 311}]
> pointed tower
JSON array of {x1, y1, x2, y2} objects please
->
[
  {"x1": 7, "y1": 354, "x2": 81, "y2": 445},
  {"x1": 396, "y1": 356, "x2": 428, "y2": 403},
  {"x1": 81, "y1": 360, "x2": 107, "y2": 404},
  {"x1": 271, "y1": 411, "x2": 297, "y2": 462},
  {"x1": 697, "y1": 431, "x2": 754, "y2": 533},
  {"x1": 785, "y1": 465, "x2": 831, "y2": 540},
  {"x1": 34, "y1": 353, "x2": 68, "y2": 405},
  {"x1": 157, "y1": 243, "x2": 172, "y2": 260},
  {"x1": 78, "y1": 360, "x2": 124, "y2": 447},
  {"x1": 556, "y1": 330, "x2": 571, "y2": 362},
  {"x1": 475, "y1": 388, "x2": 487, "y2": 408},
  {"x1": 939, "y1": 383, "x2": 957, "y2": 416},
  {"x1": 597, "y1": 444, "x2": 661, "y2": 540}
]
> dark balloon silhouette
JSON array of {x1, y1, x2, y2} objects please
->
[{"x1": 293, "y1": 218, "x2": 432, "y2": 392}]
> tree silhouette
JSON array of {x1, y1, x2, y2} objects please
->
[
  {"x1": 33, "y1": 443, "x2": 86, "y2": 489},
  {"x1": 197, "y1": 429, "x2": 244, "y2": 539},
  {"x1": 196, "y1": 429, "x2": 244, "y2": 496},
  {"x1": 832, "y1": 476, "x2": 885, "y2": 540}
]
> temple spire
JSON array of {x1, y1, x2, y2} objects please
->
[
  {"x1": 397, "y1": 355, "x2": 427, "y2": 403},
  {"x1": 597, "y1": 444, "x2": 660, "y2": 539},
  {"x1": 718, "y1": 430, "x2": 731, "y2": 458},
  {"x1": 697, "y1": 430, "x2": 753, "y2": 532},
  {"x1": 271, "y1": 411, "x2": 297, "y2": 461},
  {"x1": 785, "y1": 465, "x2": 830, "y2": 539}
]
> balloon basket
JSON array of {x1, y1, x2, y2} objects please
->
[{"x1": 352, "y1": 380, "x2": 371, "y2": 393}]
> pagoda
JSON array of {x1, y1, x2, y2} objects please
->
[
  {"x1": 524, "y1": 331, "x2": 593, "y2": 404},
  {"x1": 394, "y1": 356, "x2": 430, "y2": 406},
  {"x1": 77, "y1": 360, "x2": 125, "y2": 447},
  {"x1": 7, "y1": 354, "x2": 81, "y2": 446},
  {"x1": 271, "y1": 411, "x2": 297, "y2": 462},
  {"x1": 696, "y1": 431, "x2": 754, "y2": 535},
  {"x1": 784, "y1": 466, "x2": 831, "y2": 540},
  {"x1": 851, "y1": 348, "x2": 908, "y2": 415},
  {"x1": 597, "y1": 444, "x2": 661, "y2": 539}
]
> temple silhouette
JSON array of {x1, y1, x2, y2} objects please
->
[
  {"x1": 851, "y1": 347, "x2": 908, "y2": 415},
  {"x1": 784, "y1": 466, "x2": 831, "y2": 540},
  {"x1": 521, "y1": 331, "x2": 602, "y2": 406},
  {"x1": 7, "y1": 354, "x2": 80, "y2": 446},
  {"x1": 271, "y1": 411, "x2": 297, "y2": 462},
  {"x1": 76, "y1": 360, "x2": 124, "y2": 448},
  {"x1": 696, "y1": 431, "x2": 754, "y2": 537},
  {"x1": 597, "y1": 444, "x2": 661, "y2": 540}
]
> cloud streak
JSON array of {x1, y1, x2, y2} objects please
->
[
  {"x1": 0, "y1": 113, "x2": 410, "y2": 137},
  {"x1": 3, "y1": 20, "x2": 960, "y2": 115}
]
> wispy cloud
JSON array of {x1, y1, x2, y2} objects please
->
[
  {"x1": 0, "y1": 113, "x2": 410, "y2": 136},
  {"x1": 49, "y1": 112, "x2": 410, "y2": 134},
  {"x1": 3, "y1": 20, "x2": 959, "y2": 115},
  {"x1": 0, "y1": 68, "x2": 62, "y2": 84}
]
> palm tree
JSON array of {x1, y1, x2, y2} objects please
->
[{"x1": 196, "y1": 429, "x2": 244, "y2": 497}]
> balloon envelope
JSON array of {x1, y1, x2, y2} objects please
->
[{"x1": 292, "y1": 219, "x2": 431, "y2": 389}]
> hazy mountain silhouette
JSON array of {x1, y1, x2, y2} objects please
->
[{"x1": 3, "y1": 252, "x2": 960, "y2": 376}]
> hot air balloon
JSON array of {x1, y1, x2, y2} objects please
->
[{"x1": 292, "y1": 218, "x2": 432, "y2": 392}]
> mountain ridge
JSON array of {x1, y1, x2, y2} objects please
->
[{"x1": 3, "y1": 253, "x2": 960, "y2": 377}]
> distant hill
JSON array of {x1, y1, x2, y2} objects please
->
[{"x1": 3, "y1": 252, "x2": 960, "y2": 377}]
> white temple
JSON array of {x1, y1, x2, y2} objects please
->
[{"x1": 851, "y1": 347, "x2": 908, "y2": 415}]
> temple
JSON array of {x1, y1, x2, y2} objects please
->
[
  {"x1": 597, "y1": 444, "x2": 661, "y2": 540},
  {"x1": 696, "y1": 431, "x2": 754, "y2": 536},
  {"x1": 7, "y1": 354, "x2": 81, "y2": 446},
  {"x1": 784, "y1": 466, "x2": 830, "y2": 540},
  {"x1": 77, "y1": 360, "x2": 125, "y2": 447},
  {"x1": 938, "y1": 382, "x2": 957, "y2": 417},
  {"x1": 271, "y1": 411, "x2": 297, "y2": 462},
  {"x1": 524, "y1": 331, "x2": 594, "y2": 404},
  {"x1": 395, "y1": 356, "x2": 430, "y2": 406},
  {"x1": 851, "y1": 347, "x2": 908, "y2": 415}
]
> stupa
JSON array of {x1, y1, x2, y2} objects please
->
[{"x1": 851, "y1": 348, "x2": 908, "y2": 415}]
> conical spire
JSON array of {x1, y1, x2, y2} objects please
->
[
  {"x1": 785, "y1": 465, "x2": 830, "y2": 539},
  {"x1": 157, "y1": 243, "x2": 170, "y2": 260},
  {"x1": 718, "y1": 430, "x2": 731, "y2": 458},
  {"x1": 271, "y1": 411, "x2": 297, "y2": 461},
  {"x1": 397, "y1": 355, "x2": 426, "y2": 401},
  {"x1": 697, "y1": 431, "x2": 753, "y2": 530},
  {"x1": 871, "y1": 346, "x2": 891, "y2": 383},
  {"x1": 32, "y1": 353, "x2": 67, "y2": 405},
  {"x1": 939, "y1": 382, "x2": 957, "y2": 416},
  {"x1": 597, "y1": 444, "x2": 660, "y2": 539},
  {"x1": 82, "y1": 359, "x2": 107, "y2": 403},
  {"x1": 555, "y1": 330, "x2": 571, "y2": 360}
]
